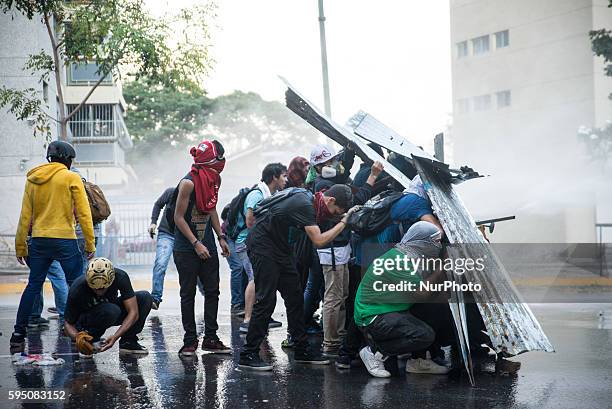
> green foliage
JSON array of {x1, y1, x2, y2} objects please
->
[
  {"x1": 0, "y1": 87, "x2": 51, "y2": 139},
  {"x1": 590, "y1": 0, "x2": 612, "y2": 95},
  {"x1": 0, "y1": 0, "x2": 215, "y2": 138},
  {"x1": 123, "y1": 78, "x2": 319, "y2": 175}
]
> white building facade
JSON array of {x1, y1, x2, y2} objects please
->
[{"x1": 450, "y1": 0, "x2": 612, "y2": 243}]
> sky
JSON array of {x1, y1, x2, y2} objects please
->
[{"x1": 150, "y1": 0, "x2": 453, "y2": 151}]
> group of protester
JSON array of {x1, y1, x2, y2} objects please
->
[{"x1": 10, "y1": 137, "x2": 495, "y2": 379}]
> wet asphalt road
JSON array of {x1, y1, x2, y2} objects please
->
[{"x1": 0, "y1": 271, "x2": 610, "y2": 409}]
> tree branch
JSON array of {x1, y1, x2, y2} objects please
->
[
  {"x1": 65, "y1": 66, "x2": 114, "y2": 121},
  {"x1": 43, "y1": 11, "x2": 67, "y2": 139}
]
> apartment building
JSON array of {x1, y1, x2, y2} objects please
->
[
  {"x1": 0, "y1": 11, "x2": 132, "y2": 237},
  {"x1": 450, "y1": 0, "x2": 612, "y2": 242}
]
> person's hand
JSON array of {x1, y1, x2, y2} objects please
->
[
  {"x1": 194, "y1": 241, "x2": 210, "y2": 259},
  {"x1": 219, "y1": 239, "x2": 230, "y2": 258},
  {"x1": 99, "y1": 335, "x2": 118, "y2": 352},
  {"x1": 86, "y1": 252, "x2": 95, "y2": 260},
  {"x1": 148, "y1": 223, "x2": 157, "y2": 239},
  {"x1": 16, "y1": 257, "x2": 26, "y2": 265},
  {"x1": 341, "y1": 205, "x2": 362, "y2": 224},
  {"x1": 75, "y1": 331, "x2": 94, "y2": 355},
  {"x1": 370, "y1": 161, "x2": 384, "y2": 178}
]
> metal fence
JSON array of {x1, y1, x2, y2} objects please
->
[{"x1": 0, "y1": 199, "x2": 162, "y2": 272}]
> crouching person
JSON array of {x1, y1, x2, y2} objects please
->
[
  {"x1": 354, "y1": 221, "x2": 450, "y2": 377},
  {"x1": 63, "y1": 257, "x2": 152, "y2": 357}
]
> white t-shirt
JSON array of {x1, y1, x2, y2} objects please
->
[{"x1": 317, "y1": 243, "x2": 351, "y2": 266}]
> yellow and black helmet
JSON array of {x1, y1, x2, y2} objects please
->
[{"x1": 86, "y1": 257, "x2": 115, "y2": 290}]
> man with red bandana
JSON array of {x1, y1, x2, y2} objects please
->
[
  {"x1": 238, "y1": 184, "x2": 359, "y2": 370},
  {"x1": 173, "y1": 140, "x2": 232, "y2": 356}
]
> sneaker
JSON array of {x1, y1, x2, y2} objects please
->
[
  {"x1": 119, "y1": 341, "x2": 149, "y2": 355},
  {"x1": 281, "y1": 336, "x2": 295, "y2": 349},
  {"x1": 238, "y1": 352, "x2": 273, "y2": 371},
  {"x1": 27, "y1": 317, "x2": 50, "y2": 328},
  {"x1": 10, "y1": 333, "x2": 25, "y2": 348},
  {"x1": 405, "y1": 358, "x2": 450, "y2": 375},
  {"x1": 47, "y1": 307, "x2": 58, "y2": 314},
  {"x1": 179, "y1": 342, "x2": 198, "y2": 356},
  {"x1": 268, "y1": 318, "x2": 282, "y2": 329},
  {"x1": 201, "y1": 337, "x2": 232, "y2": 354},
  {"x1": 359, "y1": 346, "x2": 391, "y2": 378},
  {"x1": 239, "y1": 322, "x2": 250, "y2": 333},
  {"x1": 335, "y1": 355, "x2": 352, "y2": 369},
  {"x1": 495, "y1": 358, "x2": 521, "y2": 375},
  {"x1": 151, "y1": 300, "x2": 160, "y2": 310},
  {"x1": 294, "y1": 349, "x2": 330, "y2": 365}
]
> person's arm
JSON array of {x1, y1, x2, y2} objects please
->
[
  {"x1": 71, "y1": 175, "x2": 95, "y2": 257},
  {"x1": 15, "y1": 184, "x2": 32, "y2": 264},
  {"x1": 210, "y1": 207, "x2": 230, "y2": 257},
  {"x1": 149, "y1": 190, "x2": 169, "y2": 236},
  {"x1": 174, "y1": 180, "x2": 210, "y2": 259},
  {"x1": 304, "y1": 223, "x2": 346, "y2": 248},
  {"x1": 245, "y1": 208, "x2": 256, "y2": 229},
  {"x1": 99, "y1": 296, "x2": 139, "y2": 352},
  {"x1": 365, "y1": 161, "x2": 384, "y2": 187},
  {"x1": 63, "y1": 321, "x2": 79, "y2": 340}
]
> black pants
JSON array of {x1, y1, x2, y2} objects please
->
[
  {"x1": 361, "y1": 310, "x2": 435, "y2": 357},
  {"x1": 410, "y1": 303, "x2": 455, "y2": 359},
  {"x1": 76, "y1": 291, "x2": 152, "y2": 344},
  {"x1": 174, "y1": 251, "x2": 220, "y2": 345},
  {"x1": 242, "y1": 252, "x2": 307, "y2": 355},
  {"x1": 339, "y1": 263, "x2": 366, "y2": 358}
]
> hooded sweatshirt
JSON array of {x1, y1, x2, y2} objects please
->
[{"x1": 15, "y1": 162, "x2": 95, "y2": 257}]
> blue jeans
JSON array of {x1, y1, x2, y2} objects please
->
[
  {"x1": 226, "y1": 238, "x2": 247, "y2": 307},
  {"x1": 15, "y1": 238, "x2": 84, "y2": 335},
  {"x1": 303, "y1": 258, "x2": 324, "y2": 323},
  {"x1": 30, "y1": 261, "x2": 69, "y2": 319},
  {"x1": 151, "y1": 231, "x2": 175, "y2": 303}
]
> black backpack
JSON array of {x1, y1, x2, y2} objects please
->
[
  {"x1": 226, "y1": 185, "x2": 259, "y2": 240},
  {"x1": 164, "y1": 181, "x2": 181, "y2": 233},
  {"x1": 346, "y1": 190, "x2": 404, "y2": 237},
  {"x1": 253, "y1": 188, "x2": 310, "y2": 218}
]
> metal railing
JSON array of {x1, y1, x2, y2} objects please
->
[{"x1": 596, "y1": 223, "x2": 612, "y2": 277}]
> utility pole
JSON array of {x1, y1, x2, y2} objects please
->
[{"x1": 318, "y1": 0, "x2": 332, "y2": 117}]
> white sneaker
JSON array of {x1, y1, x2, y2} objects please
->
[
  {"x1": 359, "y1": 347, "x2": 391, "y2": 378},
  {"x1": 405, "y1": 358, "x2": 450, "y2": 374}
]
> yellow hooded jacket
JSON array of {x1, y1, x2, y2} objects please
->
[{"x1": 15, "y1": 162, "x2": 96, "y2": 258}]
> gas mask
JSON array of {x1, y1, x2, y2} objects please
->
[{"x1": 321, "y1": 162, "x2": 345, "y2": 179}]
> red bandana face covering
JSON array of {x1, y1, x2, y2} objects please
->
[
  {"x1": 190, "y1": 140, "x2": 226, "y2": 213},
  {"x1": 314, "y1": 191, "x2": 333, "y2": 223}
]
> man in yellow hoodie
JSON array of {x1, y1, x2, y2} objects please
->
[{"x1": 10, "y1": 141, "x2": 96, "y2": 349}]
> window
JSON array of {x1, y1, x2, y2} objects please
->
[
  {"x1": 496, "y1": 90, "x2": 511, "y2": 108},
  {"x1": 68, "y1": 104, "x2": 115, "y2": 138},
  {"x1": 471, "y1": 35, "x2": 490, "y2": 55},
  {"x1": 456, "y1": 41, "x2": 468, "y2": 59},
  {"x1": 473, "y1": 95, "x2": 492, "y2": 111},
  {"x1": 495, "y1": 30, "x2": 509, "y2": 49},
  {"x1": 456, "y1": 98, "x2": 470, "y2": 114},
  {"x1": 42, "y1": 81, "x2": 49, "y2": 103},
  {"x1": 68, "y1": 62, "x2": 112, "y2": 85}
]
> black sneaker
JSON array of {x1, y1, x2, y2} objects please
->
[
  {"x1": 231, "y1": 304, "x2": 245, "y2": 317},
  {"x1": 201, "y1": 337, "x2": 232, "y2": 354},
  {"x1": 238, "y1": 352, "x2": 273, "y2": 371},
  {"x1": 179, "y1": 342, "x2": 198, "y2": 356},
  {"x1": 268, "y1": 318, "x2": 282, "y2": 329},
  {"x1": 335, "y1": 355, "x2": 352, "y2": 369},
  {"x1": 119, "y1": 340, "x2": 149, "y2": 355},
  {"x1": 27, "y1": 317, "x2": 50, "y2": 328},
  {"x1": 294, "y1": 349, "x2": 330, "y2": 365},
  {"x1": 151, "y1": 300, "x2": 160, "y2": 310},
  {"x1": 10, "y1": 333, "x2": 25, "y2": 348}
]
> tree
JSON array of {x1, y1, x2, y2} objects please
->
[
  {"x1": 590, "y1": 0, "x2": 612, "y2": 98},
  {"x1": 123, "y1": 78, "x2": 319, "y2": 178},
  {"x1": 0, "y1": 0, "x2": 215, "y2": 139}
]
